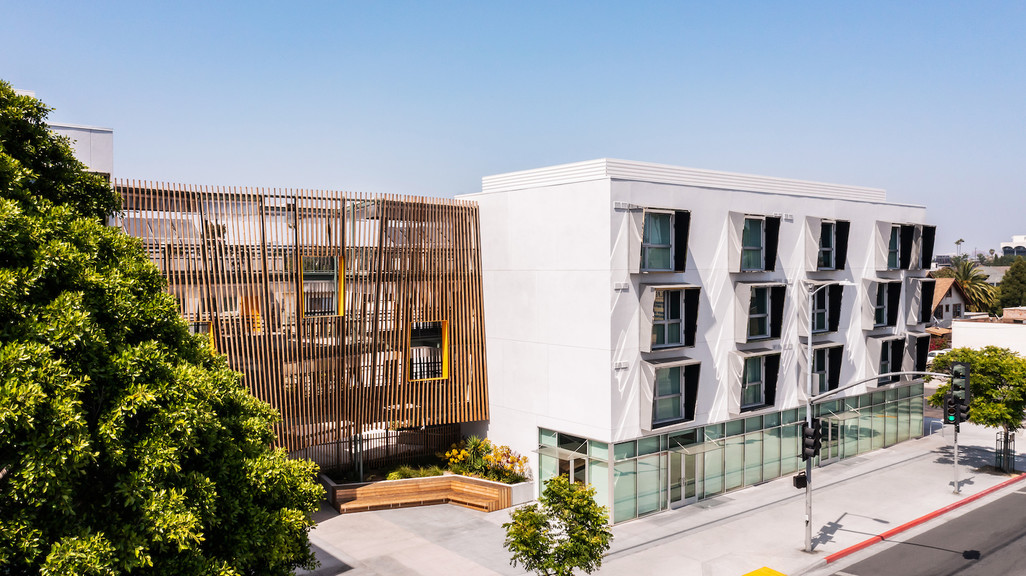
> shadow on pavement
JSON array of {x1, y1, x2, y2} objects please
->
[{"x1": 295, "y1": 543, "x2": 353, "y2": 576}]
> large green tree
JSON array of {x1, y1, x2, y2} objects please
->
[
  {"x1": 928, "y1": 347, "x2": 1026, "y2": 469},
  {"x1": 503, "y1": 476, "x2": 613, "y2": 576},
  {"x1": 0, "y1": 82, "x2": 321, "y2": 574},
  {"x1": 999, "y1": 257, "x2": 1026, "y2": 309}
]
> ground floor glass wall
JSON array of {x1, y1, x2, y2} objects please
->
[{"x1": 538, "y1": 382, "x2": 924, "y2": 523}]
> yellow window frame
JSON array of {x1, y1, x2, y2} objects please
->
[
  {"x1": 298, "y1": 254, "x2": 344, "y2": 318},
  {"x1": 408, "y1": 320, "x2": 449, "y2": 382}
]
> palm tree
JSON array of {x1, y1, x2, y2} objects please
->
[{"x1": 952, "y1": 260, "x2": 997, "y2": 313}]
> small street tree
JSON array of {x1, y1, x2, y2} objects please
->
[
  {"x1": 928, "y1": 347, "x2": 1026, "y2": 471},
  {"x1": 999, "y1": 257, "x2": 1026, "y2": 309},
  {"x1": 503, "y1": 475, "x2": 613, "y2": 576},
  {"x1": 0, "y1": 81, "x2": 322, "y2": 574}
]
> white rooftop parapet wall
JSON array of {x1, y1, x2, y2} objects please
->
[
  {"x1": 50, "y1": 123, "x2": 114, "y2": 176},
  {"x1": 482, "y1": 158, "x2": 889, "y2": 203}
]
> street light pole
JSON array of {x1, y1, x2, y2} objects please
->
[
  {"x1": 802, "y1": 280, "x2": 853, "y2": 553},
  {"x1": 804, "y1": 287, "x2": 816, "y2": 553}
]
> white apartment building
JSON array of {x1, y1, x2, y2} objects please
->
[{"x1": 461, "y1": 159, "x2": 935, "y2": 522}]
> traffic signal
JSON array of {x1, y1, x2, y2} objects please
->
[
  {"x1": 951, "y1": 362, "x2": 971, "y2": 405},
  {"x1": 958, "y1": 398, "x2": 971, "y2": 422},
  {"x1": 944, "y1": 393, "x2": 958, "y2": 425},
  {"x1": 802, "y1": 418, "x2": 823, "y2": 461}
]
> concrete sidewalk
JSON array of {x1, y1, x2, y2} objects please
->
[{"x1": 300, "y1": 420, "x2": 1025, "y2": 576}]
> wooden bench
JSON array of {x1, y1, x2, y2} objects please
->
[{"x1": 332, "y1": 475, "x2": 513, "y2": 514}]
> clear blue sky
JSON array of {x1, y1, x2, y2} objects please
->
[{"x1": 3, "y1": 1, "x2": 1024, "y2": 255}]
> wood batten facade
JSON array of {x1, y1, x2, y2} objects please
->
[{"x1": 115, "y1": 181, "x2": 488, "y2": 475}]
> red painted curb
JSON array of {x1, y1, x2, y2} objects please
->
[{"x1": 824, "y1": 472, "x2": 1026, "y2": 564}]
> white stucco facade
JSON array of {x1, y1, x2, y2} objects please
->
[
  {"x1": 460, "y1": 159, "x2": 933, "y2": 520},
  {"x1": 50, "y1": 123, "x2": 114, "y2": 176},
  {"x1": 952, "y1": 318, "x2": 1026, "y2": 356}
]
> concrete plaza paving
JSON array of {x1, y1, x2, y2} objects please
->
[{"x1": 299, "y1": 419, "x2": 1025, "y2": 576}]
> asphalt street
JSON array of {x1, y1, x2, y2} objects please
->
[{"x1": 824, "y1": 487, "x2": 1026, "y2": 576}]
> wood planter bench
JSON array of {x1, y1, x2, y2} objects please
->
[{"x1": 333, "y1": 474, "x2": 513, "y2": 514}]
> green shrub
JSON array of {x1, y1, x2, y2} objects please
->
[{"x1": 386, "y1": 465, "x2": 445, "y2": 480}]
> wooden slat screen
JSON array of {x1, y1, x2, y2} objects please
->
[{"x1": 115, "y1": 182, "x2": 489, "y2": 472}]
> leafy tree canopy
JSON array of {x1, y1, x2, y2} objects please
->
[
  {"x1": 503, "y1": 476, "x2": 613, "y2": 576},
  {"x1": 0, "y1": 80, "x2": 321, "y2": 574},
  {"x1": 927, "y1": 347, "x2": 1026, "y2": 432},
  {"x1": 999, "y1": 258, "x2": 1026, "y2": 309}
]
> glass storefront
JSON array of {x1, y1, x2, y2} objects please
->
[{"x1": 538, "y1": 382, "x2": 925, "y2": 523}]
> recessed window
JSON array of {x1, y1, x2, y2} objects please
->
[
  {"x1": 640, "y1": 210, "x2": 691, "y2": 273},
  {"x1": 736, "y1": 283, "x2": 786, "y2": 343},
  {"x1": 813, "y1": 346, "x2": 843, "y2": 394},
  {"x1": 812, "y1": 289, "x2": 829, "y2": 333},
  {"x1": 878, "y1": 339, "x2": 903, "y2": 384},
  {"x1": 742, "y1": 217, "x2": 765, "y2": 271},
  {"x1": 742, "y1": 356, "x2": 765, "y2": 409},
  {"x1": 888, "y1": 226, "x2": 901, "y2": 270},
  {"x1": 409, "y1": 321, "x2": 449, "y2": 381},
  {"x1": 653, "y1": 366, "x2": 682, "y2": 424},
  {"x1": 301, "y1": 255, "x2": 342, "y2": 317},
  {"x1": 642, "y1": 212, "x2": 673, "y2": 271},
  {"x1": 642, "y1": 285, "x2": 700, "y2": 352},
  {"x1": 652, "y1": 363, "x2": 700, "y2": 428},
  {"x1": 870, "y1": 282, "x2": 901, "y2": 328},
  {"x1": 953, "y1": 303, "x2": 962, "y2": 318},
  {"x1": 874, "y1": 284, "x2": 888, "y2": 327},
  {"x1": 652, "y1": 290, "x2": 683, "y2": 348},
  {"x1": 818, "y1": 221, "x2": 836, "y2": 270},
  {"x1": 748, "y1": 287, "x2": 770, "y2": 339}
]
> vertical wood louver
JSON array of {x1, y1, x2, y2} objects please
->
[{"x1": 115, "y1": 182, "x2": 489, "y2": 472}]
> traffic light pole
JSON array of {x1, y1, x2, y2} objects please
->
[{"x1": 953, "y1": 423, "x2": 960, "y2": 494}]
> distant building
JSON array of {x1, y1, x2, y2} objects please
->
[
  {"x1": 1001, "y1": 235, "x2": 1026, "y2": 258},
  {"x1": 977, "y1": 265, "x2": 1010, "y2": 286},
  {"x1": 934, "y1": 254, "x2": 953, "y2": 268},
  {"x1": 931, "y1": 277, "x2": 968, "y2": 328}
]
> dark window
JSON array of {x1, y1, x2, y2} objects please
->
[
  {"x1": 813, "y1": 346, "x2": 844, "y2": 393},
  {"x1": 409, "y1": 321, "x2": 448, "y2": 381},
  {"x1": 302, "y1": 255, "x2": 341, "y2": 317},
  {"x1": 835, "y1": 221, "x2": 851, "y2": 270},
  {"x1": 920, "y1": 281, "x2": 936, "y2": 323},
  {"x1": 920, "y1": 226, "x2": 936, "y2": 269},
  {"x1": 818, "y1": 221, "x2": 836, "y2": 270},
  {"x1": 878, "y1": 339, "x2": 904, "y2": 384}
]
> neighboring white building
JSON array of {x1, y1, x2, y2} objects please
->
[
  {"x1": 461, "y1": 159, "x2": 933, "y2": 522},
  {"x1": 50, "y1": 122, "x2": 114, "y2": 178},
  {"x1": 14, "y1": 88, "x2": 113, "y2": 177},
  {"x1": 1001, "y1": 235, "x2": 1026, "y2": 258},
  {"x1": 953, "y1": 307, "x2": 1026, "y2": 356}
]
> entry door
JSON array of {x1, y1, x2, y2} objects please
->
[
  {"x1": 820, "y1": 420, "x2": 841, "y2": 464},
  {"x1": 669, "y1": 451, "x2": 700, "y2": 508}
]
